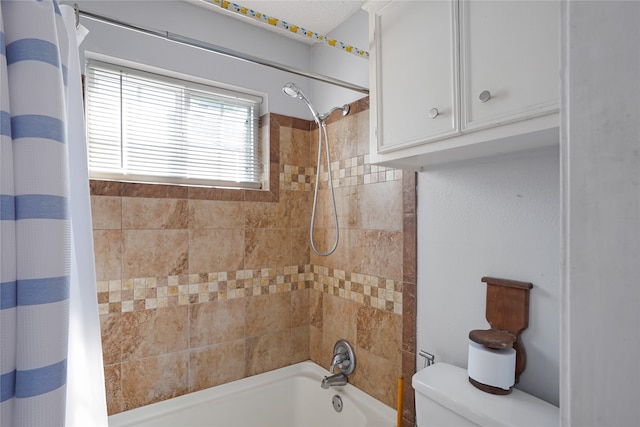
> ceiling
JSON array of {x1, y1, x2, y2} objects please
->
[{"x1": 189, "y1": 0, "x2": 366, "y2": 44}]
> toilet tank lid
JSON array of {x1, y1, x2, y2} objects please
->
[{"x1": 412, "y1": 363, "x2": 559, "y2": 427}]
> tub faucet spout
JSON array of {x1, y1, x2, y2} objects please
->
[
  {"x1": 321, "y1": 372, "x2": 348, "y2": 389},
  {"x1": 321, "y1": 339, "x2": 356, "y2": 389}
]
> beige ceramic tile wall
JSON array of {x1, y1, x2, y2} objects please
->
[
  {"x1": 307, "y1": 100, "x2": 411, "y2": 413},
  {"x1": 92, "y1": 102, "x2": 417, "y2": 424}
]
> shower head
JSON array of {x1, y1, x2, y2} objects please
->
[
  {"x1": 282, "y1": 82, "x2": 350, "y2": 124},
  {"x1": 283, "y1": 82, "x2": 320, "y2": 123},
  {"x1": 282, "y1": 82, "x2": 301, "y2": 98},
  {"x1": 318, "y1": 104, "x2": 350, "y2": 122}
]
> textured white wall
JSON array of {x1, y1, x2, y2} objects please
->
[
  {"x1": 311, "y1": 9, "x2": 370, "y2": 114},
  {"x1": 77, "y1": 0, "x2": 314, "y2": 119},
  {"x1": 416, "y1": 146, "x2": 560, "y2": 406},
  {"x1": 561, "y1": 1, "x2": 640, "y2": 425},
  {"x1": 78, "y1": 1, "x2": 370, "y2": 120}
]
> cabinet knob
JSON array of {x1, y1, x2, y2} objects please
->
[
  {"x1": 479, "y1": 90, "x2": 492, "y2": 103},
  {"x1": 429, "y1": 108, "x2": 439, "y2": 119}
]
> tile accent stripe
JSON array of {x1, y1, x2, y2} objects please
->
[
  {"x1": 280, "y1": 165, "x2": 314, "y2": 191},
  {"x1": 97, "y1": 264, "x2": 402, "y2": 315},
  {"x1": 313, "y1": 265, "x2": 403, "y2": 314},
  {"x1": 326, "y1": 154, "x2": 402, "y2": 188},
  {"x1": 280, "y1": 155, "x2": 402, "y2": 192}
]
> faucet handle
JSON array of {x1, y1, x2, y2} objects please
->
[
  {"x1": 337, "y1": 358, "x2": 350, "y2": 370},
  {"x1": 329, "y1": 340, "x2": 356, "y2": 376},
  {"x1": 329, "y1": 353, "x2": 347, "y2": 373}
]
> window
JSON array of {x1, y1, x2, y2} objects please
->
[{"x1": 85, "y1": 60, "x2": 264, "y2": 189}]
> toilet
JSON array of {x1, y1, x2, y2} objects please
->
[{"x1": 413, "y1": 363, "x2": 559, "y2": 426}]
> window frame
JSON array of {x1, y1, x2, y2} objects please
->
[{"x1": 84, "y1": 58, "x2": 267, "y2": 190}]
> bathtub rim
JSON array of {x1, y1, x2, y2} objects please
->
[{"x1": 108, "y1": 360, "x2": 396, "y2": 427}]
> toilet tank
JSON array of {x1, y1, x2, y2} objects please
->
[{"x1": 412, "y1": 363, "x2": 558, "y2": 427}]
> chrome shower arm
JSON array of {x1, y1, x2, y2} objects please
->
[{"x1": 318, "y1": 104, "x2": 350, "y2": 122}]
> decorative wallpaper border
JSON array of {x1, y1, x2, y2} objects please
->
[
  {"x1": 97, "y1": 264, "x2": 402, "y2": 315},
  {"x1": 202, "y1": 0, "x2": 369, "y2": 59}
]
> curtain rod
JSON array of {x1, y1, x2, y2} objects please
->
[{"x1": 77, "y1": 8, "x2": 370, "y2": 95}]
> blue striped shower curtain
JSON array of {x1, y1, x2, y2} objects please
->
[{"x1": 1, "y1": 1, "x2": 107, "y2": 426}]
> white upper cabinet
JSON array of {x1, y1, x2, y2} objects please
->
[
  {"x1": 364, "y1": 0, "x2": 560, "y2": 170},
  {"x1": 371, "y1": 0, "x2": 459, "y2": 152},
  {"x1": 460, "y1": 1, "x2": 559, "y2": 131}
]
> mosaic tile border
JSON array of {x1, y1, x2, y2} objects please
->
[
  {"x1": 97, "y1": 264, "x2": 402, "y2": 315},
  {"x1": 325, "y1": 155, "x2": 402, "y2": 189},
  {"x1": 97, "y1": 265, "x2": 312, "y2": 315},
  {"x1": 280, "y1": 155, "x2": 402, "y2": 192},
  {"x1": 313, "y1": 265, "x2": 403, "y2": 315},
  {"x1": 280, "y1": 165, "x2": 315, "y2": 191}
]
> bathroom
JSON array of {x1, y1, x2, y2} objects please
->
[
  {"x1": 1, "y1": 1, "x2": 638, "y2": 426},
  {"x1": 73, "y1": 0, "x2": 412, "y2": 422}
]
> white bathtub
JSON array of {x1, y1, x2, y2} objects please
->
[{"x1": 108, "y1": 361, "x2": 396, "y2": 427}]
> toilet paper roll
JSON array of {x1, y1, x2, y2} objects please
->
[{"x1": 467, "y1": 341, "x2": 516, "y2": 390}]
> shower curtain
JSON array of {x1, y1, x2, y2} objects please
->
[{"x1": 0, "y1": 1, "x2": 107, "y2": 426}]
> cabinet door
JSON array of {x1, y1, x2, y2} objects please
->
[
  {"x1": 372, "y1": 0, "x2": 459, "y2": 153},
  {"x1": 460, "y1": 0, "x2": 559, "y2": 131}
]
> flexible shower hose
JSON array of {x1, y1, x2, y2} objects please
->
[{"x1": 309, "y1": 121, "x2": 339, "y2": 256}]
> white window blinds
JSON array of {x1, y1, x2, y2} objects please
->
[{"x1": 85, "y1": 60, "x2": 263, "y2": 189}]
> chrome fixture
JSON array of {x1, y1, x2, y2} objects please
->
[
  {"x1": 332, "y1": 395, "x2": 344, "y2": 413},
  {"x1": 322, "y1": 372, "x2": 347, "y2": 389},
  {"x1": 318, "y1": 104, "x2": 350, "y2": 122},
  {"x1": 282, "y1": 83, "x2": 349, "y2": 126},
  {"x1": 283, "y1": 83, "x2": 350, "y2": 257},
  {"x1": 76, "y1": 10, "x2": 369, "y2": 94},
  {"x1": 321, "y1": 339, "x2": 356, "y2": 389},
  {"x1": 479, "y1": 90, "x2": 492, "y2": 103},
  {"x1": 418, "y1": 350, "x2": 435, "y2": 368},
  {"x1": 283, "y1": 82, "x2": 320, "y2": 122}
]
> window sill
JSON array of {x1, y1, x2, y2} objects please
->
[{"x1": 89, "y1": 114, "x2": 282, "y2": 203}]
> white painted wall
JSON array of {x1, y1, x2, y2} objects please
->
[
  {"x1": 416, "y1": 145, "x2": 560, "y2": 406},
  {"x1": 77, "y1": 1, "x2": 370, "y2": 120},
  {"x1": 311, "y1": 9, "x2": 370, "y2": 114},
  {"x1": 77, "y1": 0, "x2": 314, "y2": 119},
  {"x1": 561, "y1": 1, "x2": 640, "y2": 425}
]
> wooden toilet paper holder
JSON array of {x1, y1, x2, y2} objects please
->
[{"x1": 469, "y1": 276, "x2": 533, "y2": 394}]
